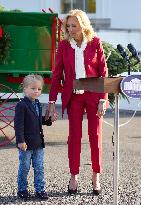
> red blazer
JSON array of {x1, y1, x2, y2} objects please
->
[{"x1": 49, "y1": 36, "x2": 108, "y2": 114}]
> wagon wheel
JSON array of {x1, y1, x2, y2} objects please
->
[{"x1": 0, "y1": 83, "x2": 20, "y2": 147}]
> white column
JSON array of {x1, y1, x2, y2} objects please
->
[
  {"x1": 96, "y1": 0, "x2": 111, "y2": 18},
  {"x1": 103, "y1": 0, "x2": 112, "y2": 18}
]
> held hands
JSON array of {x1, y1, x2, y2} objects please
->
[
  {"x1": 18, "y1": 142, "x2": 27, "y2": 151},
  {"x1": 45, "y1": 103, "x2": 58, "y2": 122},
  {"x1": 97, "y1": 101, "x2": 106, "y2": 118}
]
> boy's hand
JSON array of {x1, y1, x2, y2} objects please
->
[
  {"x1": 18, "y1": 142, "x2": 27, "y2": 151},
  {"x1": 51, "y1": 111, "x2": 59, "y2": 122}
]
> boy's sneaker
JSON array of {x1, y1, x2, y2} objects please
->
[
  {"x1": 17, "y1": 190, "x2": 29, "y2": 200},
  {"x1": 35, "y1": 191, "x2": 48, "y2": 200}
]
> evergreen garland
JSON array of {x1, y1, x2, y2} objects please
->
[{"x1": 0, "y1": 26, "x2": 11, "y2": 63}]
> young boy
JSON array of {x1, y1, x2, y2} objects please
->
[{"x1": 14, "y1": 74, "x2": 56, "y2": 200}]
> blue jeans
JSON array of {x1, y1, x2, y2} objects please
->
[{"x1": 17, "y1": 148, "x2": 45, "y2": 193}]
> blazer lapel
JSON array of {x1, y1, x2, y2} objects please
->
[
  {"x1": 38, "y1": 101, "x2": 42, "y2": 123},
  {"x1": 70, "y1": 48, "x2": 75, "y2": 73},
  {"x1": 23, "y1": 97, "x2": 38, "y2": 117},
  {"x1": 66, "y1": 42, "x2": 75, "y2": 76},
  {"x1": 29, "y1": 102, "x2": 38, "y2": 116}
]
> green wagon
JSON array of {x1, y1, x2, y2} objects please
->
[{"x1": 0, "y1": 11, "x2": 59, "y2": 146}]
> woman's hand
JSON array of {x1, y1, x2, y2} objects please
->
[
  {"x1": 97, "y1": 100, "x2": 106, "y2": 118},
  {"x1": 18, "y1": 142, "x2": 27, "y2": 151},
  {"x1": 45, "y1": 103, "x2": 58, "y2": 122},
  {"x1": 51, "y1": 111, "x2": 59, "y2": 122}
]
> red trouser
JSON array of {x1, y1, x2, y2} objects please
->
[{"x1": 67, "y1": 92, "x2": 102, "y2": 175}]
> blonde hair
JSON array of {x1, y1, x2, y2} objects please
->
[
  {"x1": 63, "y1": 9, "x2": 95, "y2": 42},
  {"x1": 22, "y1": 74, "x2": 44, "y2": 90}
]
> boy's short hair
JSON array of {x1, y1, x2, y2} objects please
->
[{"x1": 22, "y1": 74, "x2": 44, "y2": 89}]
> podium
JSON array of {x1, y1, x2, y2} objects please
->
[
  {"x1": 73, "y1": 77, "x2": 123, "y2": 205},
  {"x1": 73, "y1": 76, "x2": 123, "y2": 93}
]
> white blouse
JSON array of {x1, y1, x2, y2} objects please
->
[{"x1": 70, "y1": 38, "x2": 87, "y2": 94}]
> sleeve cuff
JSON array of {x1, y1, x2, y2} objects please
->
[
  {"x1": 99, "y1": 99, "x2": 107, "y2": 103},
  {"x1": 48, "y1": 101, "x2": 55, "y2": 104}
]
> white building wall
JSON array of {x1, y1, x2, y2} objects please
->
[
  {"x1": 97, "y1": 30, "x2": 141, "y2": 51},
  {"x1": 111, "y1": 0, "x2": 141, "y2": 29},
  {"x1": 1, "y1": 0, "x2": 141, "y2": 30}
]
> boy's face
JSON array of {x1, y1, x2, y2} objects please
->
[{"x1": 24, "y1": 81, "x2": 42, "y2": 100}]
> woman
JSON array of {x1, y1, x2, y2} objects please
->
[{"x1": 46, "y1": 9, "x2": 108, "y2": 195}]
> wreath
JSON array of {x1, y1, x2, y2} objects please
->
[{"x1": 0, "y1": 26, "x2": 11, "y2": 63}]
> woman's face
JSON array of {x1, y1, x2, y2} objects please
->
[{"x1": 66, "y1": 16, "x2": 83, "y2": 41}]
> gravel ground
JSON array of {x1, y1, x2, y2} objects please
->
[{"x1": 0, "y1": 106, "x2": 141, "y2": 205}]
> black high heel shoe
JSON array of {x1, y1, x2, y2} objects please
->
[
  {"x1": 68, "y1": 180, "x2": 77, "y2": 195},
  {"x1": 92, "y1": 182, "x2": 102, "y2": 195},
  {"x1": 93, "y1": 188, "x2": 102, "y2": 195}
]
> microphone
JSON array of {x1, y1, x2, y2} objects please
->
[
  {"x1": 117, "y1": 44, "x2": 130, "y2": 61},
  {"x1": 127, "y1": 43, "x2": 140, "y2": 62}
]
